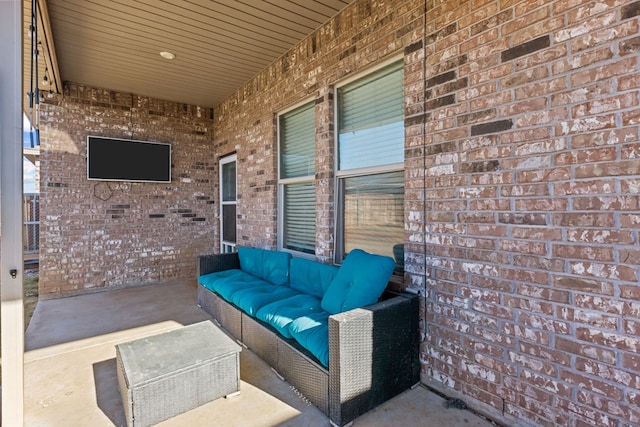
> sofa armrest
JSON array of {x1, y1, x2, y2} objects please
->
[
  {"x1": 328, "y1": 293, "x2": 419, "y2": 426},
  {"x1": 197, "y1": 253, "x2": 240, "y2": 277}
]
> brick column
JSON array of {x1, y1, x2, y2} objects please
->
[{"x1": 315, "y1": 87, "x2": 335, "y2": 263}]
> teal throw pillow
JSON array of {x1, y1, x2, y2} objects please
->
[{"x1": 320, "y1": 249, "x2": 394, "y2": 314}]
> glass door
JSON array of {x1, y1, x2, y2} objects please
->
[{"x1": 220, "y1": 155, "x2": 237, "y2": 253}]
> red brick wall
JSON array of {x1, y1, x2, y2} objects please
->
[
  {"x1": 417, "y1": 1, "x2": 640, "y2": 426},
  {"x1": 39, "y1": 83, "x2": 216, "y2": 296},
  {"x1": 211, "y1": 1, "x2": 640, "y2": 426}
]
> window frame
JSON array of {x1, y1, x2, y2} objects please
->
[
  {"x1": 276, "y1": 98, "x2": 317, "y2": 258},
  {"x1": 333, "y1": 56, "x2": 405, "y2": 265},
  {"x1": 219, "y1": 153, "x2": 237, "y2": 254}
]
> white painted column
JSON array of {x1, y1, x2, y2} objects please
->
[{"x1": 0, "y1": 0, "x2": 25, "y2": 425}]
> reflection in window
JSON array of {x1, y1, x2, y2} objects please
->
[
  {"x1": 342, "y1": 171, "x2": 404, "y2": 261},
  {"x1": 283, "y1": 182, "x2": 315, "y2": 254}
]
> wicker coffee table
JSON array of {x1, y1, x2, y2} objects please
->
[{"x1": 116, "y1": 320, "x2": 242, "y2": 427}]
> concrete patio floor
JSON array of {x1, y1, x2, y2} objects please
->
[{"x1": 24, "y1": 278, "x2": 497, "y2": 426}]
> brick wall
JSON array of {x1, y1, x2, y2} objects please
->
[
  {"x1": 212, "y1": 1, "x2": 424, "y2": 259},
  {"x1": 39, "y1": 83, "x2": 216, "y2": 296},
  {"x1": 418, "y1": 1, "x2": 640, "y2": 426},
  {"x1": 211, "y1": 0, "x2": 640, "y2": 426}
]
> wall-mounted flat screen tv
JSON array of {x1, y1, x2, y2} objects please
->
[{"x1": 87, "y1": 136, "x2": 171, "y2": 183}]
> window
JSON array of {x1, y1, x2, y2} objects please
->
[
  {"x1": 220, "y1": 154, "x2": 237, "y2": 253},
  {"x1": 278, "y1": 101, "x2": 316, "y2": 255},
  {"x1": 336, "y1": 60, "x2": 404, "y2": 270}
]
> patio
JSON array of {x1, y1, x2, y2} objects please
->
[
  {"x1": 24, "y1": 278, "x2": 496, "y2": 427},
  {"x1": 0, "y1": 0, "x2": 636, "y2": 425}
]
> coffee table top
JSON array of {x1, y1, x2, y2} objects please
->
[{"x1": 117, "y1": 320, "x2": 241, "y2": 386}]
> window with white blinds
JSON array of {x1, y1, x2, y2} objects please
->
[
  {"x1": 278, "y1": 101, "x2": 316, "y2": 255},
  {"x1": 338, "y1": 60, "x2": 404, "y2": 171},
  {"x1": 336, "y1": 60, "x2": 405, "y2": 270},
  {"x1": 280, "y1": 102, "x2": 315, "y2": 179},
  {"x1": 283, "y1": 182, "x2": 315, "y2": 253}
]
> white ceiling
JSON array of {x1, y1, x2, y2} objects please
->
[{"x1": 26, "y1": 0, "x2": 354, "y2": 108}]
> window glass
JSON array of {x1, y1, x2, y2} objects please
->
[
  {"x1": 342, "y1": 171, "x2": 404, "y2": 261},
  {"x1": 283, "y1": 182, "x2": 315, "y2": 254},
  {"x1": 222, "y1": 204, "x2": 236, "y2": 243},
  {"x1": 221, "y1": 161, "x2": 236, "y2": 202}
]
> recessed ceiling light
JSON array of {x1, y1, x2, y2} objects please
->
[{"x1": 160, "y1": 51, "x2": 175, "y2": 60}]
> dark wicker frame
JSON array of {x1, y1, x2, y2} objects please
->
[{"x1": 197, "y1": 253, "x2": 420, "y2": 427}]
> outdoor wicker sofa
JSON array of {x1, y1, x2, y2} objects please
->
[{"x1": 196, "y1": 247, "x2": 419, "y2": 427}]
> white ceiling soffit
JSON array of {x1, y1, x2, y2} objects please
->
[{"x1": 43, "y1": 0, "x2": 354, "y2": 108}]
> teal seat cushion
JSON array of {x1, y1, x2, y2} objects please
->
[
  {"x1": 238, "y1": 247, "x2": 292, "y2": 286},
  {"x1": 198, "y1": 269, "x2": 247, "y2": 292},
  {"x1": 321, "y1": 249, "x2": 395, "y2": 315},
  {"x1": 255, "y1": 294, "x2": 323, "y2": 338},
  {"x1": 288, "y1": 312, "x2": 330, "y2": 368},
  {"x1": 231, "y1": 285, "x2": 299, "y2": 317},
  {"x1": 289, "y1": 258, "x2": 339, "y2": 299},
  {"x1": 214, "y1": 273, "x2": 271, "y2": 301}
]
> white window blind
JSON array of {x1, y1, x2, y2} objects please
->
[
  {"x1": 280, "y1": 103, "x2": 315, "y2": 179},
  {"x1": 283, "y1": 182, "x2": 315, "y2": 254},
  {"x1": 338, "y1": 61, "x2": 404, "y2": 170}
]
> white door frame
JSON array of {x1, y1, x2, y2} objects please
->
[
  {"x1": 219, "y1": 154, "x2": 237, "y2": 253},
  {"x1": 0, "y1": 0, "x2": 25, "y2": 425}
]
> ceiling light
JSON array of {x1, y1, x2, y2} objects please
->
[{"x1": 160, "y1": 51, "x2": 175, "y2": 60}]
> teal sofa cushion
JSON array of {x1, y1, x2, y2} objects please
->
[
  {"x1": 231, "y1": 286, "x2": 299, "y2": 317},
  {"x1": 320, "y1": 249, "x2": 394, "y2": 315},
  {"x1": 198, "y1": 269, "x2": 247, "y2": 292},
  {"x1": 288, "y1": 312, "x2": 330, "y2": 367},
  {"x1": 214, "y1": 273, "x2": 271, "y2": 301},
  {"x1": 238, "y1": 247, "x2": 292, "y2": 286},
  {"x1": 289, "y1": 258, "x2": 339, "y2": 299},
  {"x1": 255, "y1": 294, "x2": 323, "y2": 338}
]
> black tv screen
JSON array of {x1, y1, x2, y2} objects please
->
[{"x1": 87, "y1": 136, "x2": 171, "y2": 183}]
